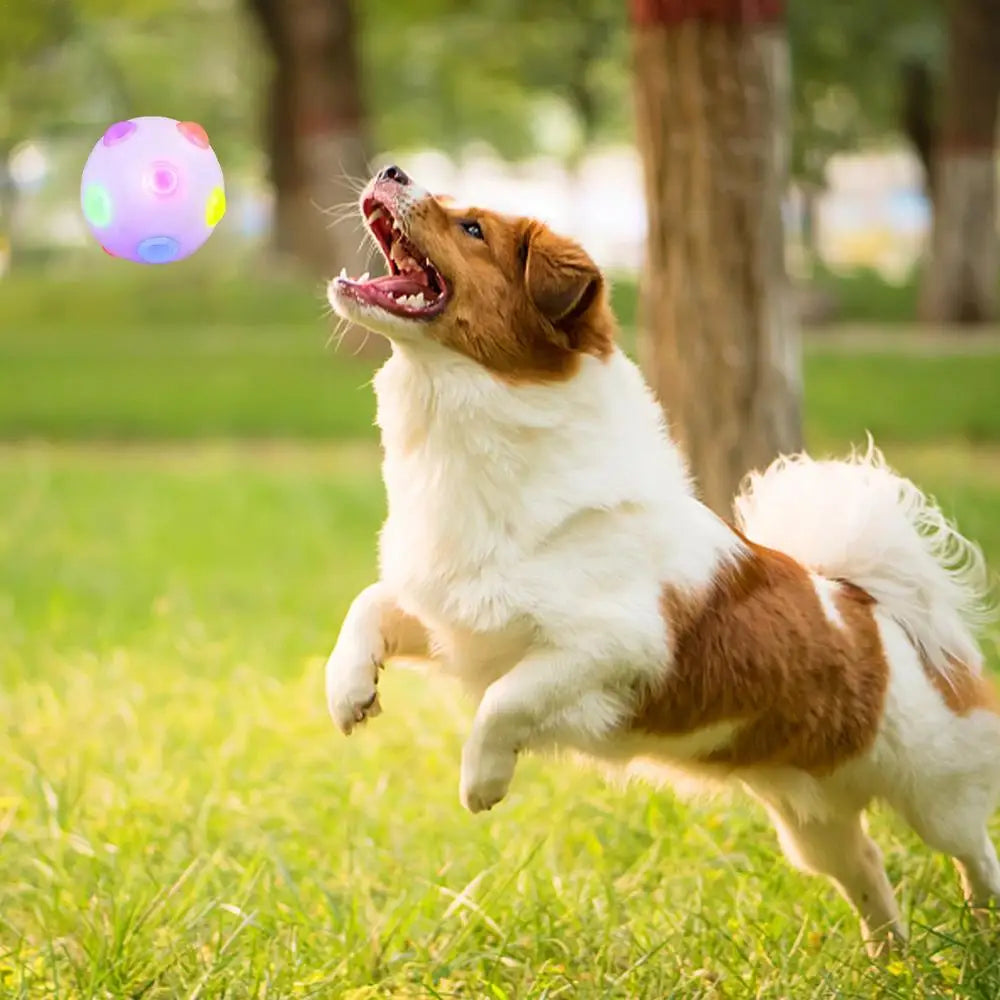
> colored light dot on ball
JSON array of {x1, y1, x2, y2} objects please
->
[
  {"x1": 146, "y1": 161, "x2": 179, "y2": 197},
  {"x1": 101, "y1": 245, "x2": 117, "y2": 257},
  {"x1": 177, "y1": 121, "x2": 209, "y2": 149},
  {"x1": 137, "y1": 236, "x2": 180, "y2": 264},
  {"x1": 83, "y1": 184, "x2": 113, "y2": 228},
  {"x1": 102, "y1": 120, "x2": 137, "y2": 147},
  {"x1": 205, "y1": 186, "x2": 226, "y2": 227}
]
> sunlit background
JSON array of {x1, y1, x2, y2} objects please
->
[
  {"x1": 3, "y1": 1, "x2": 943, "y2": 287},
  {"x1": 3, "y1": 2, "x2": 1000, "y2": 997}
]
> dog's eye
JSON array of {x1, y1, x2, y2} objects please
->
[{"x1": 460, "y1": 220, "x2": 484, "y2": 241}]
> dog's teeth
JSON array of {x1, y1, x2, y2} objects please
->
[
  {"x1": 413, "y1": 293, "x2": 426, "y2": 308},
  {"x1": 359, "y1": 272, "x2": 370, "y2": 283},
  {"x1": 338, "y1": 266, "x2": 347, "y2": 280},
  {"x1": 367, "y1": 208, "x2": 384, "y2": 224}
]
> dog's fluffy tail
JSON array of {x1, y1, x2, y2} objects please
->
[{"x1": 733, "y1": 439, "x2": 993, "y2": 675}]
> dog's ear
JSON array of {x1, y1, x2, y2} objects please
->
[{"x1": 521, "y1": 222, "x2": 602, "y2": 336}]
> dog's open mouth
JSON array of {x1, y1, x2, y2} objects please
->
[{"x1": 334, "y1": 197, "x2": 448, "y2": 320}]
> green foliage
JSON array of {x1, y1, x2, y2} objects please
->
[
  {"x1": 361, "y1": 0, "x2": 630, "y2": 160},
  {"x1": 0, "y1": 1, "x2": 70, "y2": 73},
  {"x1": 365, "y1": 0, "x2": 946, "y2": 174},
  {"x1": 363, "y1": 0, "x2": 943, "y2": 171},
  {"x1": 362, "y1": 8, "x2": 539, "y2": 161},
  {"x1": 0, "y1": 0, "x2": 950, "y2": 180},
  {"x1": 788, "y1": 0, "x2": 943, "y2": 183},
  {"x1": 0, "y1": 1, "x2": 71, "y2": 143},
  {"x1": 1, "y1": 0, "x2": 261, "y2": 167}
]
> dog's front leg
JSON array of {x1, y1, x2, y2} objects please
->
[
  {"x1": 460, "y1": 650, "x2": 625, "y2": 813},
  {"x1": 325, "y1": 582, "x2": 429, "y2": 734}
]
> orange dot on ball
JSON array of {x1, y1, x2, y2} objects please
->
[{"x1": 178, "y1": 121, "x2": 210, "y2": 149}]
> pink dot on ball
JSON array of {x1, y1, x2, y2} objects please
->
[
  {"x1": 177, "y1": 121, "x2": 210, "y2": 149},
  {"x1": 146, "y1": 161, "x2": 179, "y2": 197},
  {"x1": 102, "y1": 120, "x2": 137, "y2": 147}
]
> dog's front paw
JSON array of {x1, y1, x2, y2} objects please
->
[
  {"x1": 325, "y1": 647, "x2": 382, "y2": 735},
  {"x1": 460, "y1": 742, "x2": 516, "y2": 814}
]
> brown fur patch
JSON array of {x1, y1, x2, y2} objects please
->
[
  {"x1": 400, "y1": 198, "x2": 615, "y2": 381},
  {"x1": 631, "y1": 539, "x2": 890, "y2": 774},
  {"x1": 925, "y1": 654, "x2": 999, "y2": 715}
]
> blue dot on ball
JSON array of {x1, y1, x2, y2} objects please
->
[{"x1": 137, "y1": 236, "x2": 180, "y2": 265}]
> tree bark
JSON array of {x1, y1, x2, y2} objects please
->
[
  {"x1": 631, "y1": 0, "x2": 801, "y2": 518},
  {"x1": 920, "y1": 0, "x2": 1000, "y2": 324},
  {"x1": 899, "y1": 58, "x2": 936, "y2": 200},
  {"x1": 247, "y1": 0, "x2": 373, "y2": 278}
]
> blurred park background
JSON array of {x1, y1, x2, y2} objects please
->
[
  {"x1": 3, "y1": 1, "x2": 1000, "y2": 997},
  {"x1": 1, "y1": 0, "x2": 995, "y2": 314}
]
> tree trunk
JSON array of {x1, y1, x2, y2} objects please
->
[
  {"x1": 264, "y1": 59, "x2": 303, "y2": 260},
  {"x1": 900, "y1": 58, "x2": 936, "y2": 200},
  {"x1": 799, "y1": 181, "x2": 818, "y2": 263},
  {"x1": 247, "y1": 0, "x2": 373, "y2": 278},
  {"x1": 919, "y1": 0, "x2": 1000, "y2": 324},
  {"x1": 631, "y1": 0, "x2": 801, "y2": 518}
]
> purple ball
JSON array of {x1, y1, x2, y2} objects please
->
[{"x1": 80, "y1": 116, "x2": 226, "y2": 264}]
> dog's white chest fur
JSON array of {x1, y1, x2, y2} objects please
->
[
  {"x1": 376, "y1": 360, "x2": 542, "y2": 632},
  {"x1": 372, "y1": 343, "x2": 736, "y2": 697}
]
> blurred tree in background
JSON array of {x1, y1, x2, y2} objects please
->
[
  {"x1": 246, "y1": 0, "x2": 372, "y2": 276},
  {"x1": 362, "y1": 0, "x2": 630, "y2": 165},
  {"x1": 631, "y1": 0, "x2": 801, "y2": 516},
  {"x1": 1, "y1": 0, "x2": 997, "y2": 329},
  {"x1": 920, "y1": 0, "x2": 1000, "y2": 324},
  {"x1": 787, "y1": 0, "x2": 941, "y2": 258}
]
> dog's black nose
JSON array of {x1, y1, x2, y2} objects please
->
[{"x1": 378, "y1": 164, "x2": 410, "y2": 186}]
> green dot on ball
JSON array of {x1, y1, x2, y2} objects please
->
[{"x1": 83, "y1": 184, "x2": 113, "y2": 228}]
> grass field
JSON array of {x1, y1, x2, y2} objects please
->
[
  {"x1": 4, "y1": 308, "x2": 999, "y2": 445},
  {"x1": 2, "y1": 274, "x2": 1000, "y2": 997}
]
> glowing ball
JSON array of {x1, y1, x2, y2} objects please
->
[{"x1": 80, "y1": 116, "x2": 226, "y2": 264}]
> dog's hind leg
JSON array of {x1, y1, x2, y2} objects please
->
[
  {"x1": 887, "y1": 708, "x2": 1000, "y2": 919},
  {"x1": 765, "y1": 805, "x2": 906, "y2": 957},
  {"x1": 896, "y1": 790, "x2": 1000, "y2": 917},
  {"x1": 955, "y1": 831, "x2": 1000, "y2": 911}
]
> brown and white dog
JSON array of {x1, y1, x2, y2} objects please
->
[{"x1": 324, "y1": 165, "x2": 1000, "y2": 955}]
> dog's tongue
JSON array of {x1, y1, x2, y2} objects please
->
[{"x1": 365, "y1": 272, "x2": 429, "y2": 295}]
